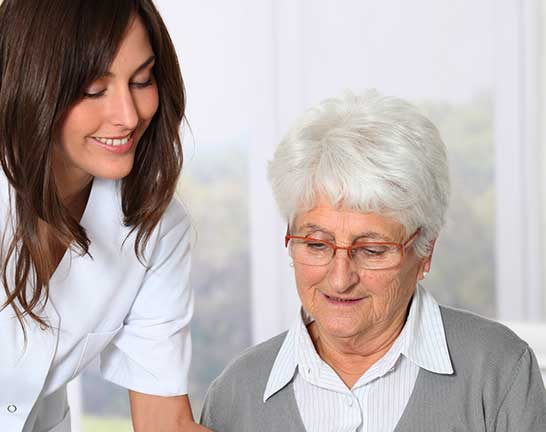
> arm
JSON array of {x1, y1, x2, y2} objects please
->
[
  {"x1": 493, "y1": 347, "x2": 546, "y2": 431},
  {"x1": 129, "y1": 391, "x2": 212, "y2": 432},
  {"x1": 99, "y1": 201, "x2": 203, "y2": 426}
]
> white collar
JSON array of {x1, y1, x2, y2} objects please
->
[{"x1": 263, "y1": 285, "x2": 453, "y2": 402}]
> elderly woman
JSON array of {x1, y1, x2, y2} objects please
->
[{"x1": 200, "y1": 91, "x2": 546, "y2": 431}]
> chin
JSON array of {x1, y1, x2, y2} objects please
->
[
  {"x1": 91, "y1": 155, "x2": 134, "y2": 180},
  {"x1": 319, "y1": 316, "x2": 369, "y2": 339},
  {"x1": 91, "y1": 161, "x2": 135, "y2": 180}
]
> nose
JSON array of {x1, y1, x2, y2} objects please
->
[
  {"x1": 108, "y1": 86, "x2": 139, "y2": 130},
  {"x1": 327, "y1": 249, "x2": 359, "y2": 293}
]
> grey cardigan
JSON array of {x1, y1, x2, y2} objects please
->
[{"x1": 201, "y1": 306, "x2": 546, "y2": 431}]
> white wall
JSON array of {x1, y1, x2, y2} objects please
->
[{"x1": 494, "y1": 0, "x2": 544, "y2": 321}]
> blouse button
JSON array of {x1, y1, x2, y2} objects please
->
[{"x1": 7, "y1": 404, "x2": 17, "y2": 413}]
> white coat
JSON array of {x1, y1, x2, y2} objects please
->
[{"x1": 0, "y1": 175, "x2": 193, "y2": 432}]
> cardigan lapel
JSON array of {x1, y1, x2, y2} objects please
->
[
  {"x1": 263, "y1": 380, "x2": 307, "y2": 432},
  {"x1": 392, "y1": 366, "x2": 427, "y2": 432}
]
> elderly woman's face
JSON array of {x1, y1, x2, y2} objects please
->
[{"x1": 292, "y1": 195, "x2": 429, "y2": 341}]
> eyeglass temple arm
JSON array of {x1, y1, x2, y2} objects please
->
[{"x1": 403, "y1": 227, "x2": 421, "y2": 247}]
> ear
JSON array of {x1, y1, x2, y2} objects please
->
[{"x1": 417, "y1": 239, "x2": 436, "y2": 280}]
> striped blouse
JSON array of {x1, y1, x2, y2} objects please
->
[{"x1": 263, "y1": 285, "x2": 454, "y2": 432}]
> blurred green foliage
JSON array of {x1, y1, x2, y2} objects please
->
[
  {"x1": 418, "y1": 93, "x2": 495, "y2": 317},
  {"x1": 179, "y1": 143, "x2": 251, "y2": 413},
  {"x1": 82, "y1": 416, "x2": 132, "y2": 432}
]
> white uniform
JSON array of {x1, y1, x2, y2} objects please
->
[{"x1": 0, "y1": 175, "x2": 193, "y2": 432}]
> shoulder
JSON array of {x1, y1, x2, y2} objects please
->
[
  {"x1": 438, "y1": 306, "x2": 546, "y2": 427},
  {"x1": 153, "y1": 193, "x2": 191, "y2": 251},
  {"x1": 142, "y1": 193, "x2": 192, "y2": 268},
  {"x1": 207, "y1": 332, "x2": 287, "y2": 397},
  {"x1": 440, "y1": 305, "x2": 527, "y2": 351},
  {"x1": 92, "y1": 180, "x2": 190, "y2": 260},
  {"x1": 160, "y1": 193, "x2": 190, "y2": 229},
  {"x1": 439, "y1": 305, "x2": 529, "y2": 372},
  {"x1": 202, "y1": 332, "x2": 288, "y2": 427},
  {"x1": 101, "y1": 179, "x2": 189, "y2": 230},
  {"x1": 152, "y1": 193, "x2": 191, "y2": 244},
  {"x1": 202, "y1": 332, "x2": 300, "y2": 429}
]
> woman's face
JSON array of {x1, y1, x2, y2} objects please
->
[
  {"x1": 55, "y1": 15, "x2": 159, "y2": 191},
  {"x1": 292, "y1": 195, "x2": 430, "y2": 342}
]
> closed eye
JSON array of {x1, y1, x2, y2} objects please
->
[
  {"x1": 83, "y1": 89, "x2": 106, "y2": 99},
  {"x1": 83, "y1": 79, "x2": 153, "y2": 98},
  {"x1": 305, "y1": 240, "x2": 330, "y2": 250},
  {"x1": 130, "y1": 79, "x2": 154, "y2": 89},
  {"x1": 352, "y1": 245, "x2": 391, "y2": 256}
]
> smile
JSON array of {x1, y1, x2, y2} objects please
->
[
  {"x1": 323, "y1": 293, "x2": 365, "y2": 304},
  {"x1": 91, "y1": 132, "x2": 133, "y2": 147}
]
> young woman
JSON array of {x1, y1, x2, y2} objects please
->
[{"x1": 0, "y1": 1, "x2": 209, "y2": 431}]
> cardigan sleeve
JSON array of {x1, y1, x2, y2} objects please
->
[
  {"x1": 493, "y1": 347, "x2": 546, "y2": 431},
  {"x1": 200, "y1": 375, "x2": 235, "y2": 431}
]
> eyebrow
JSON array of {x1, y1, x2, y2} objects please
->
[
  {"x1": 103, "y1": 55, "x2": 156, "y2": 79},
  {"x1": 297, "y1": 223, "x2": 329, "y2": 235},
  {"x1": 354, "y1": 232, "x2": 393, "y2": 242},
  {"x1": 297, "y1": 223, "x2": 393, "y2": 242}
]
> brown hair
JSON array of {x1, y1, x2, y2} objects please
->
[{"x1": 0, "y1": 0, "x2": 185, "y2": 330}]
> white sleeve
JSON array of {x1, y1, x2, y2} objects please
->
[{"x1": 99, "y1": 199, "x2": 193, "y2": 396}]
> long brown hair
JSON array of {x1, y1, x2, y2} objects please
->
[{"x1": 0, "y1": 0, "x2": 185, "y2": 329}]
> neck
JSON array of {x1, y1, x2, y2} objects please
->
[
  {"x1": 52, "y1": 152, "x2": 93, "y2": 218},
  {"x1": 57, "y1": 173, "x2": 92, "y2": 204},
  {"x1": 64, "y1": 180, "x2": 93, "y2": 220},
  {"x1": 308, "y1": 306, "x2": 409, "y2": 388}
]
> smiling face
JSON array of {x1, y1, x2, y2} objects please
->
[
  {"x1": 54, "y1": 15, "x2": 159, "y2": 196},
  {"x1": 292, "y1": 195, "x2": 431, "y2": 343}
]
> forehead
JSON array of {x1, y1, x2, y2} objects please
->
[
  {"x1": 294, "y1": 195, "x2": 406, "y2": 240},
  {"x1": 110, "y1": 15, "x2": 154, "y2": 73}
]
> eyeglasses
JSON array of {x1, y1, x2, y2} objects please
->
[{"x1": 284, "y1": 228, "x2": 420, "y2": 270}]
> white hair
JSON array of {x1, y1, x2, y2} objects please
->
[{"x1": 267, "y1": 90, "x2": 450, "y2": 257}]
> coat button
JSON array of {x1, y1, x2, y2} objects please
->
[{"x1": 7, "y1": 405, "x2": 17, "y2": 413}]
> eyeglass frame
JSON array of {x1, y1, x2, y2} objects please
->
[{"x1": 284, "y1": 226, "x2": 421, "y2": 269}]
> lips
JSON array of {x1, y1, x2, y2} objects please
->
[
  {"x1": 91, "y1": 132, "x2": 133, "y2": 147},
  {"x1": 323, "y1": 293, "x2": 365, "y2": 304},
  {"x1": 90, "y1": 131, "x2": 136, "y2": 155}
]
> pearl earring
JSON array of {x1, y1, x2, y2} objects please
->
[{"x1": 422, "y1": 271, "x2": 428, "y2": 278}]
